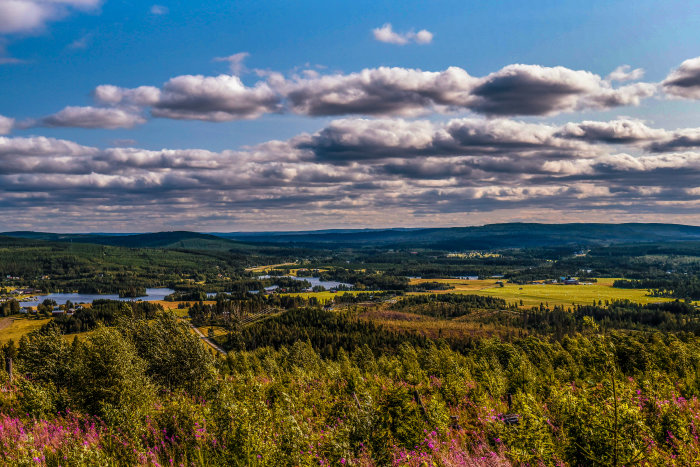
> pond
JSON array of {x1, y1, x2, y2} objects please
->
[{"x1": 20, "y1": 288, "x2": 175, "y2": 307}]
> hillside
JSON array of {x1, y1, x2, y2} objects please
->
[
  {"x1": 1, "y1": 231, "x2": 252, "y2": 251},
  {"x1": 217, "y1": 222, "x2": 700, "y2": 249}
]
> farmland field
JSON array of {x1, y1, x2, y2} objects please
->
[{"x1": 407, "y1": 277, "x2": 676, "y2": 306}]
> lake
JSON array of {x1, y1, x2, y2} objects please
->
[
  {"x1": 257, "y1": 275, "x2": 352, "y2": 290},
  {"x1": 20, "y1": 288, "x2": 175, "y2": 307}
]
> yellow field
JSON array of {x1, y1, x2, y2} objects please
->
[
  {"x1": 245, "y1": 262, "x2": 297, "y2": 273},
  {"x1": 281, "y1": 290, "x2": 380, "y2": 303},
  {"x1": 0, "y1": 316, "x2": 52, "y2": 345},
  {"x1": 407, "y1": 277, "x2": 675, "y2": 306}
]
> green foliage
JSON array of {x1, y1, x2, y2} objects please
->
[
  {"x1": 118, "y1": 313, "x2": 216, "y2": 394},
  {"x1": 71, "y1": 326, "x2": 154, "y2": 425}
]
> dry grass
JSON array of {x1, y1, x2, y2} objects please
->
[
  {"x1": 0, "y1": 316, "x2": 52, "y2": 345},
  {"x1": 361, "y1": 307, "x2": 504, "y2": 340}
]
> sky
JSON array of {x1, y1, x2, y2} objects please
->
[{"x1": 2, "y1": 0, "x2": 700, "y2": 232}]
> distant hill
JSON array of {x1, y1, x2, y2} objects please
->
[
  {"x1": 214, "y1": 223, "x2": 700, "y2": 250},
  {"x1": 1, "y1": 231, "x2": 251, "y2": 251},
  {"x1": 6, "y1": 223, "x2": 700, "y2": 251}
]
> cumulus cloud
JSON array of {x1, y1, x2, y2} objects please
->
[
  {"x1": 151, "y1": 74, "x2": 281, "y2": 121},
  {"x1": 556, "y1": 119, "x2": 666, "y2": 144},
  {"x1": 93, "y1": 84, "x2": 161, "y2": 107},
  {"x1": 0, "y1": 0, "x2": 101, "y2": 34},
  {"x1": 281, "y1": 66, "x2": 476, "y2": 116},
  {"x1": 372, "y1": 23, "x2": 433, "y2": 45},
  {"x1": 469, "y1": 64, "x2": 656, "y2": 116},
  {"x1": 82, "y1": 61, "x2": 661, "y2": 123},
  {"x1": 37, "y1": 106, "x2": 146, "y2": 129},
  {"x1": 5, "y1": 116, "x2": 700, "y2": 230},
  {"x1": 0, "y1": 115, "x2": 14, "y2": 134},
  {"x1": 281, "y1": 63, "x2": 655, "y2": 117},
  {"x1": 95, "y1": 75, "x2": 279, "y2": 122},
  {"x1": 300, "y1": 117, "x2": 586, "y2": 162},
  {"x1": 663, "y1": 56, "x2": 700, "y2": 99}
]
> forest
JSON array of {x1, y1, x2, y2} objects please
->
[{"x1": 3, "y1": 230, "x2": 700, "y2": 464}]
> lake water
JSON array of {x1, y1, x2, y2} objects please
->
[
  {"x1": 20, "y1": 288, "x2": 175, "y2": 307},
  {"x1": 257, "y1": 275, "x2": 352, "y2": 290}
]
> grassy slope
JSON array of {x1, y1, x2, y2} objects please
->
[{"x1": 0, "y1": 316, "x2": 51, "y2": 345}]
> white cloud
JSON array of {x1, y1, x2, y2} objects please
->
[
  {"x1": 38, "y1": 106, "x2": 146, "y2": 129},
  {"x1": 607, "y1": 65, "x2": 645, "y2": 82},
  {"x1": 213, "y1": 52, "x2": 249, "y2": 75},
  {"x1": 373, "y1": 23, "x2": 433, "y2": 45},
  {"x1": 68, "y1": 33, "x2": 91, "y2": 49},
  {"x1": 0, "y1": 115, "x2": 14, "y2": 134},
  {"x1": 151, "y1": 74, "x2": 281, "y2": 121},
  {"x1": 150, "y1": 5, "x2": 169, "y2": 15},
  {"x1": 0, "y1": 0, "x2": 102, "y2": 34}
]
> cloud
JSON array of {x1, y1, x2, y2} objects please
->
[
  {"x1": 281, "y1": 66, "x2": 477, "y2": 117},
  {"x1": 68, "y1": 33, "x2": 91, "y2": 50},
  {"x1": 556, "y1": 119, "x2": 666, "y2": 144},
  {"x1": 300, "y1": 117, "x2": 586, "y2": 162},
  {"x1": 151, "y1": 74, "x2": 281, "y2": 121},
  {"x1": 0, "y1": 0, "x2": 102, "y2": 35},
  {"x1": 0, "y1": 115, "x2": 14, "y2": 135},
  {"x1": 373, "y1": 23, "x2": 433, "y2": 45},
  {"x1": 83, "y1": 61, "x2": 661, "y2": 123},
  {"x1": 6, "y1": 116, "x2": 700, "y2": 230},
  {"x1": 469, "y1": 64, "x2": 656, "y2": 116},
  {"x1": 93, "y1": 84, "x2": 161, "y2": 106},
  {"x1": 37, "y1": 106, "x2": 146, "y2": 129},
  {"x1": 94, "y1": 76, "x2": 279, "y2": 122},
  {"x1": 150, "y1": 5, "x2": 168, "y2": 15},
  {"x1": 282, "y1": 63, "x2": 656, "y2": 117},
  {"x1": 607, "y1": 65, "x2": 645, "y2": 82},
  {"x1": 663, "y1": 56, "x2": 700, "y2": 99},
  {"x1": 213, "y1": 52, "x2": 249, "y2": 75}
]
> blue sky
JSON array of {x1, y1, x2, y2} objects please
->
[{"x1": 2, "y1": 0, "x2": 700, "y2": 231}]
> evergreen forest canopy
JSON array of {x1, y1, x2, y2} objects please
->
[{"x1": 3, "y1": 223, "x2": 700, "y2": 464}]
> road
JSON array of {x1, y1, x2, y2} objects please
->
[{"x1": 189, "y1": 324, "x2": 227, "y2": 355}]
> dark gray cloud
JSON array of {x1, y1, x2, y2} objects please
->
[{"x1": 469, "y1": 65, "x2": 655, "y2": 116}]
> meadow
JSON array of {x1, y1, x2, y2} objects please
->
[
  {"x1": 0, "y1": 316, "x2": 51, "y2": 345},
  {"x1": 407, "y1": 277, "x2": 677, "y2": 306}
]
